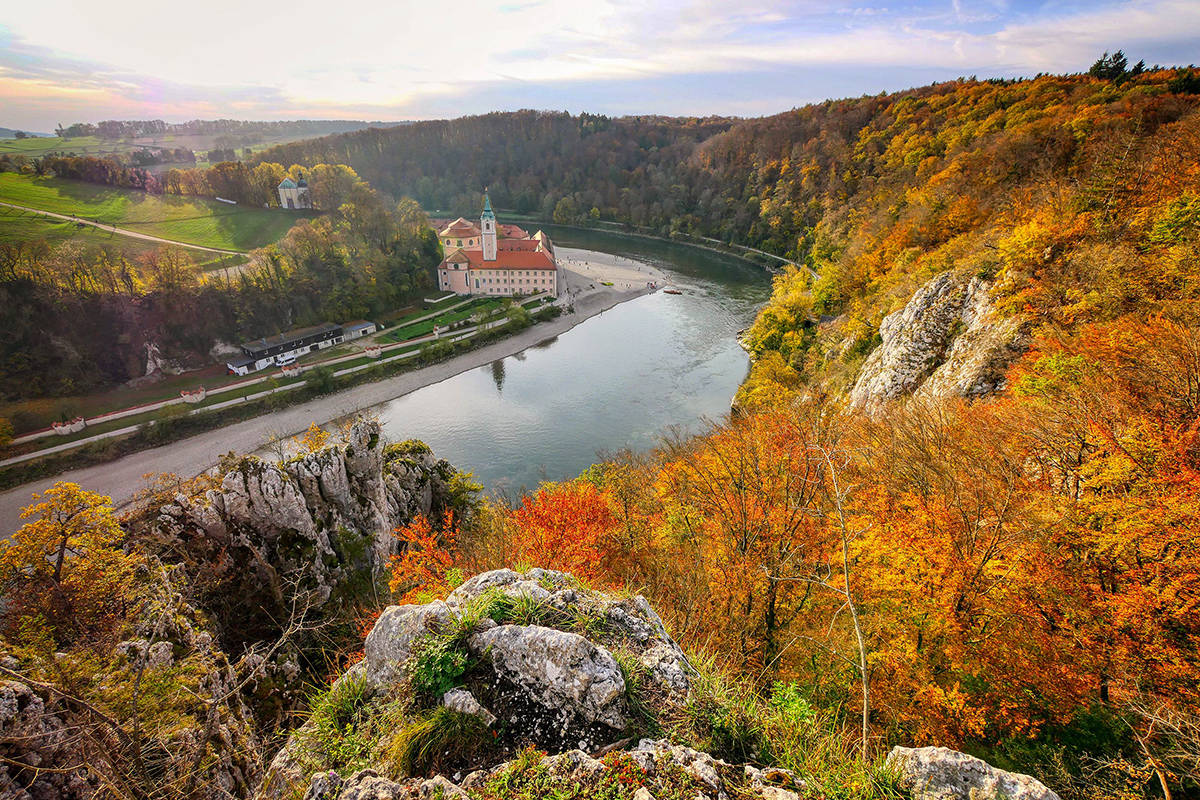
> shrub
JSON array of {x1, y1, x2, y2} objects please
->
[
  {"x1": 305, "y1": 366, "x2": 336, "y2": 394},
  {"x1": 142, "y1": 403, "x2": 187, "y2": 443},
  {"x1": 407, "y1": 633, "x2": 472, "y2": 698},
  {"x1": 302, "y1": 670, "x2": 378, "y2": 771},
  {"x1": 674, "y1": 654, "x2": 904, "y2": 800}
]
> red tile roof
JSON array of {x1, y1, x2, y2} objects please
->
[
  {"x1": 439, "y1": 217, "x2": 481, "y2": 237},
  {"x1": 439, "y1": 247, "x2": 556, "y2": 271},
  {"x1": 498, "y1": 238, "x2": 541, "y2": 251}
]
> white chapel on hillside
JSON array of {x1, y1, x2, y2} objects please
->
[{"x1": 278, "y1": 174, "x2": 312, "y2": 210}]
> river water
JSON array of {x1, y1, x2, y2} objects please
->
[{"x1": 372, "y1": 227, "x2": 772, "y2": 494}]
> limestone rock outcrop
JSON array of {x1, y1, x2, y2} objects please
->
[
  {"x1": 154, "y1": 422, "x2": 464, "y2": 602},
  {"x1": 363, "y1": 601, "x2": 452, "y2": 687},
  {"x1": 299, "y1": 739, "x2": 804, "y2": 800},
  {"x1": 887, "y1": 746, "x2": 1062, "y2": 800},
  {"x1": 265, "y1": 568, "x2": 1061, "y2": 800},
  {"x1": 300, "y1": 740, "x2": 1063, "y2": 800},
  {"x1": 0, "y1": 680, "x2": 96, "y2": 800},
  {"x1": 264, "y1": 569, "x2": 696, "y2": 799},
  {"x1": 446, "y1": 568, "x2": 693, "y2": 699},
  {"x1": 848, "y1": 272, "x2": 1028, "y2": 410}
]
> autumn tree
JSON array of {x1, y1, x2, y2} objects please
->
[
  {"x1": 295, "y1": 422, "x2": 332, "y2": 452},
  {"x1": 507, "y1": 481, "x2": 621, "y2": 583},
  {"x1": 0, "y1": 482, "x2": 138, "y2": 642},
  {"x1": 389, "y1": 510, "x2": 459, "y2": 603}
]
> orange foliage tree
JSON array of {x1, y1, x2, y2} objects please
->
[
  {"x1": 507, "y1": 481, "x2": 621, "y2": 584},
  {"x1": 388, "y1": 510, "x2": 459, "y2": 603},
  {"x1": 0, "y1": 482, "x2": 138, "y2": 643}
]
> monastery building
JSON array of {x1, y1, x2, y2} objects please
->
[{"x1": 437, "y1": 193, "x2": 558, "y2": 297}]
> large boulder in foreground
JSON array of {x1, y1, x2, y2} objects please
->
[
  {"x1": 471, "y1": 623, "x2": 628, "y2": 731},
  {"x1": 363, "y1": 601, "x2": 452, "y2": 687},
  {"x1": 887, "y1": 746, "x2": 1061, "y2": 800},
  {"x1": 261, "y1": 569, "x2": 696, "y2": 798},
  {"x1": 266, "y1": 569, "x2": 1060, "y2": 800},
  {"x1": 447, "y1": 568, "x2": 693, "y2": 698}
]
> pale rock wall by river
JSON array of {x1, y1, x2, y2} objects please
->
[{"x1": 847, "y1": 271, "x2": 1030, "y2": 411}]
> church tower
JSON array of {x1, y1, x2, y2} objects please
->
[{"x1": 481, "y1": 190, "x2": 497, "y2": 262}]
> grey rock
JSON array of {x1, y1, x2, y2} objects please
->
[
  {"x1": 445, "y1": 567, "x2": 563, "y2": 611},
  {"x1": 418, "y1": 774, "x2": 469, "y2": 799},
  {"x1": 147, "y1": 641, "x2": 174, "y2": 667},
  {"x1": 450, "y1": 568, "x2": 693, "y2": 701},
  {"x1": 364, "y1": 601, "x2": 451, "y2": 688},
  {"x1": 443, "y1": 688, "x2": 497, "y2": 726},
  {"x1": 301, "y1": 770, "x2": 342, "y2": 800},
  {"x1": 887, "y1": 746, "x2": 1061, "y2": 800},
  {"x1": 0, "y1": 680, "x2": 95, "y2": 800},
  {"x1": 470, "y1": 624, "x2": 628, "y2": 730},
  {"x1": 849, "y1": 273, "x2": 1027, "y2": 410},
  {"x1": 633, "y1": 739, "x2": 727, "y2": 795}
]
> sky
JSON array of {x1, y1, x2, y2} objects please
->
[{"x1": 1, "y1": 0, "x2": 1198, "y2": 131}]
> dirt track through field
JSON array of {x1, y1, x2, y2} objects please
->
[{"x1": 0, "y1": 200, "x2": 247, "y2": 255}]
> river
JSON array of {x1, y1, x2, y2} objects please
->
[{"x1": 371, "y1": 226, "x2": 772, "y2": 494}]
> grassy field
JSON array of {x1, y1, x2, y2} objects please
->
[
  {"x1": 0, "y1": 206, "x2": 248, "y2": 271},
  {"x1": 0, "y1": 136, "x2": 117, "y2": 159},
  {"x1": 0, "y1": 173, "x2": 303, "y2": 251}
]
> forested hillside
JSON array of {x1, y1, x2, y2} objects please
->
[
  {"x1": 253, "y1": 65, "x2": 1200, "y2": 797},
  {"x1": 260, "y1": 67, "x2": 1200, "y2": 401}
]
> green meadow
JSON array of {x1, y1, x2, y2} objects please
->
[
  {"x1": 0, "y1": 206, "x2": 249, "y2": 271},
  {"x1": 0, "y1": 173, "x2": 302, "y2": 251}
]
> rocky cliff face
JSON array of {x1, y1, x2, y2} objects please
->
[
  {"x1": 261, "y1": 568, "x2": 1059, "y2": 800},
  {"x1": 0, "y1": 568, "x2": 265, "y2": 800},
  {"x1": 153, "y1": 420, "x2": 463, "y2": 604},
  {"x1": 848, "y1": 272, "x2": 1029, "y2": 411}
]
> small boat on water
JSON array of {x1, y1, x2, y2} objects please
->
[{"x1": 663, "y1": 287, "x2": 683, "y2": 295}]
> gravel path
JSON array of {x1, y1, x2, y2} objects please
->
[{"x1": 0, "y1": 255, "x2": 658, "y2": 533}]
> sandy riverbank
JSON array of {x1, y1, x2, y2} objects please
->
[{"x1": 0, "y1": 250, "x2": 662, "y2": 533}]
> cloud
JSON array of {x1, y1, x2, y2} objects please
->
[{"x1": 1, "y1": 0, "x2": 1199, "y2": 130}]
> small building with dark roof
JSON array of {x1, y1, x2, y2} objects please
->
[
  {"x1": 341, "y1": 320, "x2": 378, "y2": 340},
  {"x1": 226, "y1": 322, "x2": 343, "y2": 375}
]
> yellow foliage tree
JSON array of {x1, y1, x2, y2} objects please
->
[
  {"x1": 0, "y1": 482, "x2": 138, "y2": 641},
  {"x1": 296, "y1": 422, "x2": 332, "y2": 453}
]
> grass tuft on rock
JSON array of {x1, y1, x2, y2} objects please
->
[{"x1": 383, "y1": 706, "x2": 494, "y2": 777}]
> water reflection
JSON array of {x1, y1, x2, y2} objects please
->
[
  {"x1": 372, "y1": 229, "x2": 771, "y2": 494},
  {"x1": 490, "y1": 359, "x2": 506, "y2": 393}
]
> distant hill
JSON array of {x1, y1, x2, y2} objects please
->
[{"x1": 0, "y1": 128, "x2": 53, "y2": 138}]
